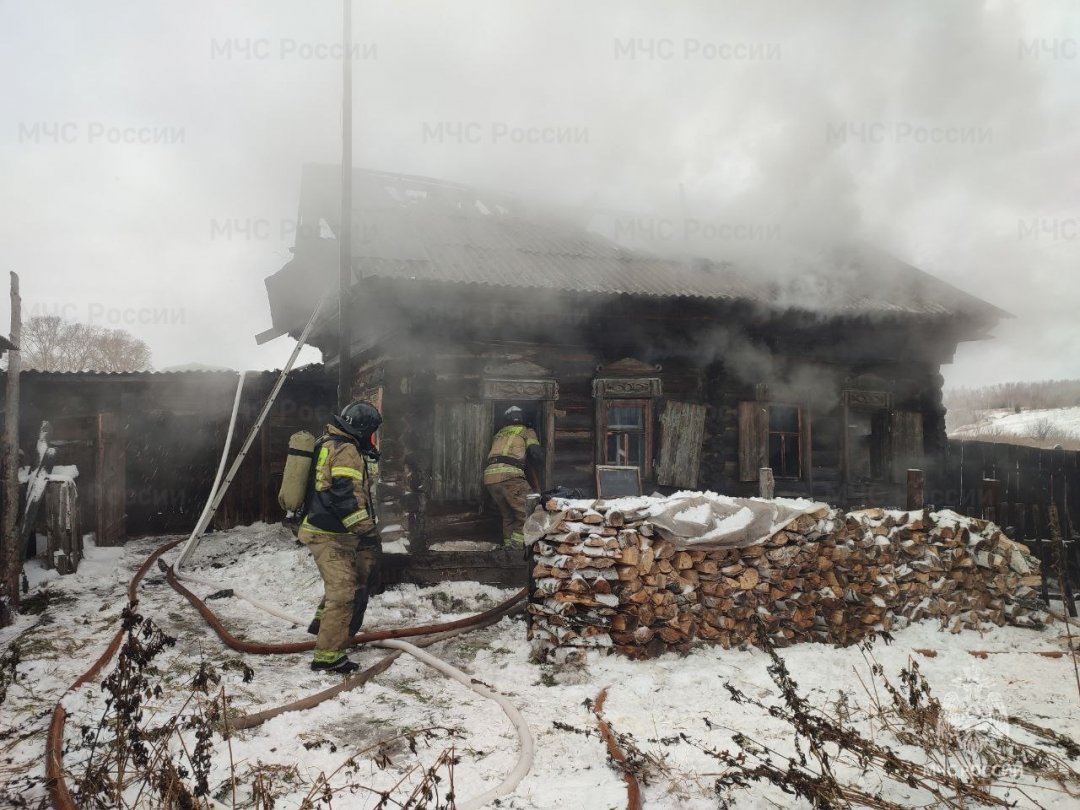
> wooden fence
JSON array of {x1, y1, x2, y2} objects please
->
[{"x1": 928, "y1": 440, "x2": 1080, "y2": 609}]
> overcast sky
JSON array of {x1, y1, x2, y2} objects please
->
[{"x1": 1, "y1": 0, "x2": 1077, "y2": 388}]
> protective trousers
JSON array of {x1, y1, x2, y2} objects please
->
[
  {"x1": 487, "y1": 477, "x2": 530, "y2": 545},
  {"x1": 299, "y1": 528, "x2": 381, "y2": 662}
]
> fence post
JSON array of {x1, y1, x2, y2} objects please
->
[
  {"x1": 758, "y1": 468, "x2": 775, "y2": 499},
  {"x1": 1049, "y1": 503, "x2": 1077, "y2": 618},
  {"x1": 906, "y1": 469, "x2": 924, "y2": 510}
]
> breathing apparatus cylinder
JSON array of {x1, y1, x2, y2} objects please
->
[{"x1": 278, "y1": 431, "x2": 316, "y2": 512}]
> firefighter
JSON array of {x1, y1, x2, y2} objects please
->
[
  {"x1": 299, "y1": 400, "x2": 382, "y2": 674},
  {"x1": 484, "y1": 405, "x2": 544, "y2": 546}
]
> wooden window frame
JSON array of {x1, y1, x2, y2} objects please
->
[
  {"x1": 740, "y1": 398, "x2": 812, "y2": 483},
  {"x1": 767, "y1": 403, "x2": 803, "y2": 480},
  {"x1": 599, "y1": 398, "x2": 654, "y2": 480}
]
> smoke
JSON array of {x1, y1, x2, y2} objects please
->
[{"x1": 0, "y1": 1, "x2": 1075, "y2": 385}]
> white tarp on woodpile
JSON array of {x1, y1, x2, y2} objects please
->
[{"x1": 525, "y1": 491, "x2": 824, "y2": 550}]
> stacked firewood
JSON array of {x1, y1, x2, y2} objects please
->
[{"x1": 527, "y1": 500, "x2": 1046, "y2": 661}]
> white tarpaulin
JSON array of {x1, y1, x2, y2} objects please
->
[{"x1": 525, "y1": 490, "x2": 828, "y2": 550}]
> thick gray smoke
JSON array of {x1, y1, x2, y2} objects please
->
[{"x1": 0, "y1": 1, "x2": 1075, "y2": 386}]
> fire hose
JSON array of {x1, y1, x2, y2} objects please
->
[
  {"x1": 46, "y1": 538, "x2": 530, "y2": 809},
  {"x1": 161, "y1": 563, "x2": 535, "y2": 805},
  {"x1": 47, "y1": 296, "x2": 536, "y2": 808}
]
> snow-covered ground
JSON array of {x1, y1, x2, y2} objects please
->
[
  {"x1": 2, "y1": 523, "x2": 1080, "y2": 808},
  {"x1": 950, "y1": 406, "x2": 1080, "y2": 442}
]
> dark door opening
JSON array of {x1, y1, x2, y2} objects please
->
[
  {"x1": 490, "y1": 399, "x2": 551, "y2": 490},
  {"x1": 492, "y1": 400, "x2": 544, "y2": 439}
]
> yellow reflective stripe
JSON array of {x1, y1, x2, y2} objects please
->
[
  {"x1": 490, "y1": 425, "x2": 530, "y2": 459},
  {"x1": 342, "y1": 509, "x2": 370, "y2": 528},
  {"x1": 300, "y1": 519, "x2": 348, "y2": 536},
  {"x1": 314, "y1": 447, "x2": 331, "y2": 491},
  {"x1": 331, "y1": 465, "x2": 364, "y2": 480},
  {"x1": 525, "y1": 436, "x2": 540, "y2": 447}
]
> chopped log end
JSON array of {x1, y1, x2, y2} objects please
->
[{"x1": 528, "y1": 500, "x2": 1046, "y2": 661}]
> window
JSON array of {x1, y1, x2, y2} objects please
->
[
  {"x1": 739, "y1": 399, "x2": 810, "y2": 482},
  {"x1": 768, "y1": 405, "x2": 801, "y2": 479},
  {"x1": 593, "y1": 369, "x2": 661, "y2": 485},
  {"x1": 846, "y1": 409, "x2": 887, "y2": 482},
  {"x1": 603, "y1": 400, "x2": 651, "y2": 476}
]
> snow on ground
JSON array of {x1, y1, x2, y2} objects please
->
[
  {"x1": 3, "y1": 523, "x2": 1080, "y2": 808},
  {"x1": 950, "y1": 406, "x2": 1080, "y2": 441}
]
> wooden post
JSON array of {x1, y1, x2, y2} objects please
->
[
  {"x1": 1049, "y1": 502, "x2": 1077, "y2": 618},
  {"x1": 758, "y1": 467, "x2": 775, "y2": 499},
  {"x1": 45, "y1": 479, "x2": 80, "y2": 574},
  {"x1": 906, "y1": 469, "x2": 924, "y2": 510},
  {"x1": 981, "y1": 478, "x2": 1000, "y2": 523},
  {"x1": 0, "y1": 272, "x2": 19, "y2": 626}
]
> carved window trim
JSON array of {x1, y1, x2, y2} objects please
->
[
  {"x1": 841, "y1": 389, "x2": 893, "y2": 410},
  {"x1": 481, "y1": 378, "x2": 559, "y2": 401},
  {"x1": 591, "y1": 377, "x2": 662, "y2": 399}
]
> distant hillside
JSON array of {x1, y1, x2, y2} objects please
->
[
  {"x1": 946, "y1": 379, "x2": 1080, "y2": 414},
  {"x1": 945, "y1": 379, "x2": 1080, "y2": 449}
]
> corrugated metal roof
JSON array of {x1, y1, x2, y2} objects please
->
[
  {"x1": 9, "y1": 364, "x2": 327, "y2": 379},
  {"x1": 12, "y1": 369, "x2": 238, "y2": 378},
  {"x1": 272, "y1": 165, "x2": 1006, "y2": 323}
]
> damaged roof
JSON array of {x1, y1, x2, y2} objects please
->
[{"x1": 262, "y1": 165, "x2": 1008, "y2": 339}]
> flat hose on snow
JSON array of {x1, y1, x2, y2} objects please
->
[{"x1": 46, "y1": 538, "x2": 530, "y2": 810}]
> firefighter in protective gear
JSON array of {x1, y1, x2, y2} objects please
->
[
  {"x1": 484, "y1": 406, "x2": 544, "y2": 546},
  {"x1": 299, "y1": 401, "x2": 382, "y2": 674}
]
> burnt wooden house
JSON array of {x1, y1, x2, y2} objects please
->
[{"x1": 260, "y1": 167, "x2": 1006, "y2": 581}]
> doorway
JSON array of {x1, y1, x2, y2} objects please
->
[{"x1": 489, "y1": 399, "x2": 552, "y2": 490}]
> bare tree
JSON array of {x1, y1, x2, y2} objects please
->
[
  {"x1": 21, "y1": 315, "x2": 152, "y2": 372},
  {"x1": 1032, "y1": 416, "x2": 1056, "y2": 441}
]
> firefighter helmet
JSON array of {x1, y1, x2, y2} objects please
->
[
  {"x1": 333, "y1": 400, "x2": 382, "y2": 440},
  {"x1": 504, "y1": 406, "x2": 525, "y2": 425}
]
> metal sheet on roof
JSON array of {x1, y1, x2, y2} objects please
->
[{"x1": 278, "y1": 165, "x2": 1006, "y2": 322}]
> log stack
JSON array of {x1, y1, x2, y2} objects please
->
[{"x1": 526, "y1": 498, "x2": 1046, "y2": 661}]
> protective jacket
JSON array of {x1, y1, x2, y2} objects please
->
[
  {"x1": 483, "y1": 425, "x2": 541, "y2": 485},
  {"x1": 301, "y1": 425, "x2": 377, "y2": 540}
]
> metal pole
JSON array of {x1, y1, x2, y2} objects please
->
[
  {"x1": 338, "y1": 0, "x2": 353, "y2": 411},
  {"x1": 175, "y1": 292, "x2": 331, "y2": 570},
  {"x1": 1, "y1": 272, "x2": 20, "y2": 625}
]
